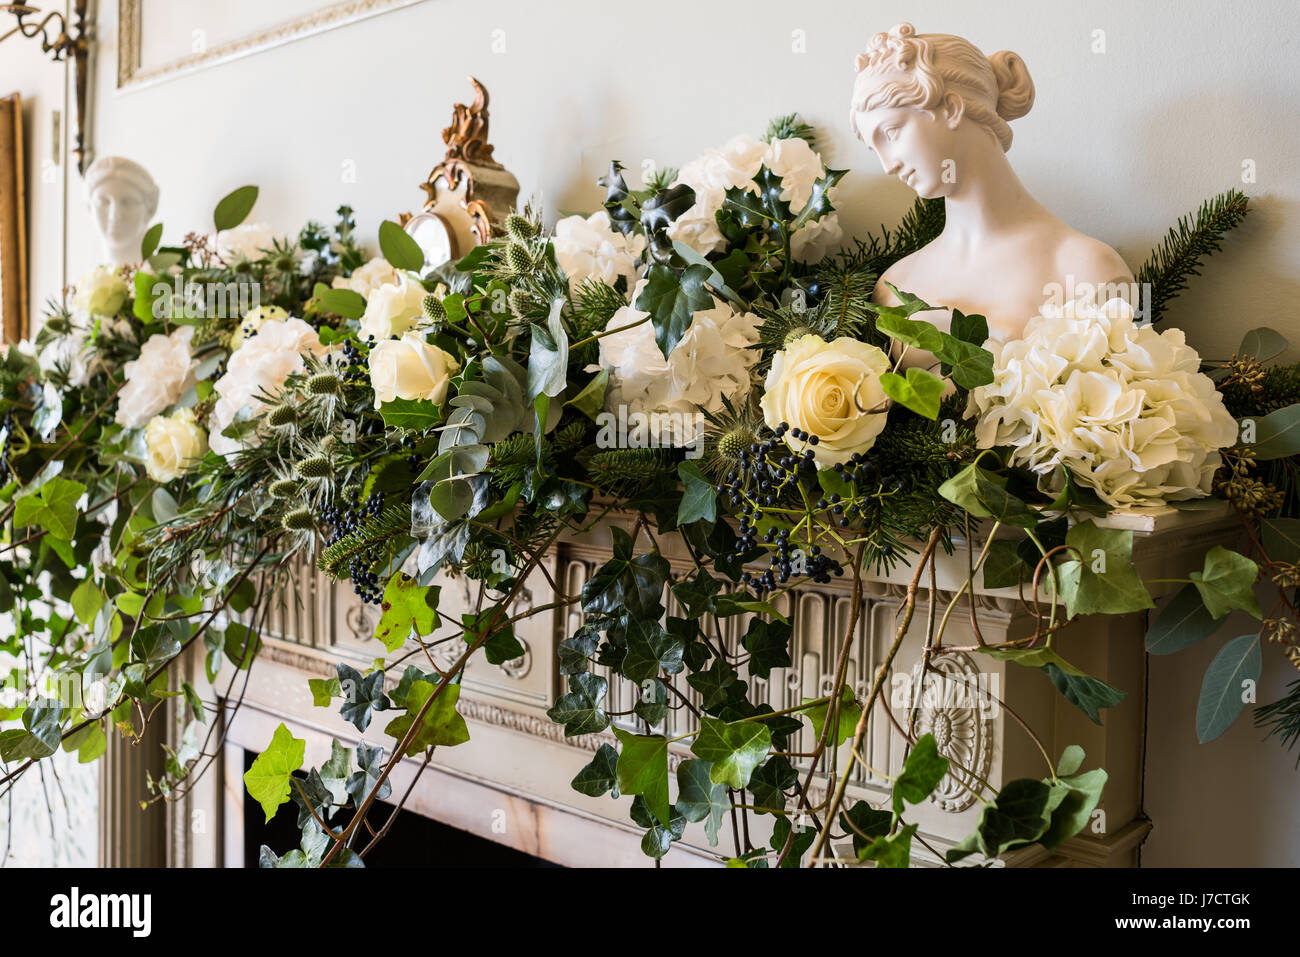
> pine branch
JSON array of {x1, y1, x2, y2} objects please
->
[
  {"x1": 317, "y1": 503, "x2": 411, "y2": 577},
  {"x1": 764, "y1": 113, "x2": 817, "y2": 149},
  {"x1": 1137, "y1": 189, "x2": 1250, "y2": 324},
  {"x1": 1255, "y1": 678, "x2": 1300, "y2": 767}
]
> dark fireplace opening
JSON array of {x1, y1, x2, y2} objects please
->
[{"x1": 243, "y1": 749, "x2": 561, "y2": 868}]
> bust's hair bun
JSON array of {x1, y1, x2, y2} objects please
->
[{"x1": 988, "y1": 50, "x2": 1035, "y2": 121}]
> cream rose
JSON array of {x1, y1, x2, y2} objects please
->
[
  {"x1": 359, "y1": 274, "x2": 425, "y2": 341},
  {"x1": 332, "y1": 257, "x2": 399, "y2": 299},
  {"x1": 144, "y1": 407, "x2": 208, "y2": 482},
  {"x1": 230, "y1": 304, "x2": 289, "y2": 350},
  {"x1": 115, "y1": 326, "x2": 199, "y2": 428},
  {"x1": 759, "y1": 334, "x2": 892, "y2": 466},
  {"x1": 368, "y1": 332, "x2": 459, "y2": 409},
  {"x1": 72, "y1": 266, "x2": 129, "y2": 317}
]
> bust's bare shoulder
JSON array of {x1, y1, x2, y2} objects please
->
[
  {"x1": 1054, "y1": 230, "x2": 1134, "y2": 287},
  {"x1": 873, "y1": 251, "x2": 924, "y2": 305}
]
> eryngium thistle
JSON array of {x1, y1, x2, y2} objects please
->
[
  {"x1": 422, "y1": 293, "x2": 446, "y2": 322},
  {"x1": 505, "y1": 242, "x2": 533, "y2": 275},
  {"x1": 267, "y1": 403, "x2": 297, "y2": 428},
  {"x1": 307, "y1": 372, "x2": 341, "y2": 396},
  {"x1": 294, "y1": 455, "x2": 331, "y2": 480},
  {"x1": 508, "y1": 288, "x2": 533, "y2": 317},
  {"x1": 269, "y1": 478, "x2": 299, "y2": 499},
  {"x1": 282, "y1": 507, "x2": 316, "y2": 531},
  {"x1": 505, "y1": 213, "x2": 536, "y2": 242}
]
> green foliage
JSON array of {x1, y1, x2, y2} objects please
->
[
  {"x1": 243, "y1": 723, "x2": 305, "y2": 823},
  {"x1": 1196, "y1": 634, "x2": 1261, "y2": 743},
  {"x1": 1136, "y1": 189, "x2": 1249, "y2": 325}
]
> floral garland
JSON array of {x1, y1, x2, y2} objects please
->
[{"x1": 1, "y1": 115, "x2": 1296, "y2": 869}]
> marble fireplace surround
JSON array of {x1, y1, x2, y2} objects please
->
[{"x1": 103, "y1": 504, "x2": 1241, "y2": 868}]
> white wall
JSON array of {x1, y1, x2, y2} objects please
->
[{"x1": 43, "y1": 0, "x2": 1300, "y2": 865}]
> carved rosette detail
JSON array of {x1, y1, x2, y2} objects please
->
[{"x1": 908, "y1": 652, "x2": 994, "y2": 812}]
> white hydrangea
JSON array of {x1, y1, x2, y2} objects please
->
[
  {"x1": 209, "y1": 317, "x2": 327, "y2": 456},
  {"x1": 115, "y1": 326, "x2": 198, "y2": 428},
  {"x1": 969, "y1": 299, "x2": 1238, "y2": 510},
  {"x1": 331, "y1": 257, "x2": 399, "y2": 299},
  {"x1": 215, "y1": 222, "x2": 281, "y2": 263},
  {"x1": 552, "y1": 211, "x2": 646, "y2": 296},
  {"x1": 666, "y1": 134, "x2": 842, "y2": 263},
  {"x1": 593, "y1": 279, "x2": 761, "y2": 447}
]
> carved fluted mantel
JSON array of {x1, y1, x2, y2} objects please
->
[{"x1": 165, "y1": 504, "x2": 1238, "y2": 867}]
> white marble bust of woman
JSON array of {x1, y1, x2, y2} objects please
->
[
  {"x1": 84, "y1": 156, "x2": 160, "y2": 267},
  {"x1": 851, "y1": 23, "x2": 1133, "y2": 342}
]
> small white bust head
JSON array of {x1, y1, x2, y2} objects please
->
[
  {"x1": 84, "y1": 156, "x2": 160, "y2": 266},
  {"x1": 850, "y1": 23, "x2": 1034, "y2": 199}
]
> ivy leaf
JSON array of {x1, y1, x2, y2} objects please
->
[
  {"x1": 892, "y1": 733, "x2": 950, "y2": 816},
  {"x1": 671, "y1": 570, "x2": 722, "y2": 618},
  {"x1": 243, "y1": 722, "x2": 305, "y2": 823},
  {"x1": 1056, "y1": 520, "x2": 1153, "y2": 617},
  {"x1": 1146, "y1": 584, "x2": 1220, "y2": 655},
  {"x1": 374, "y1": 573, "x2": 441, "y2": 652},
  {"x1": 676, "y1": 460, "x2": 717, "y2": 527},
  {"x1": 383, "y1": 680, "x2": 470, "y2": 756},
  {"x1": 309, "y1": 677, "x2": 341, "y2": 707},
  {"x1": 546, "y1": 672, "x2": 609, "y2": 736},
  {"x1": 982, "y1": 539, "x2": 1028, "y2": 589},
  {"x1": 345, "y1": 741, "x2": 391, "y2": 805},
  {"x1": 803, "y1": 687, "x2": 861, "y2": 748},
  {"x1": 839, "y1": 800, "x2": 894, "y2": 858},
  {"x1": 614, "y1": 728, "x2": 670, "y2": 826},
  {"x1": 946, "y1": 778, "x2": 1060, "y2": 863},
  {"x1": 633, "y1": 797, "x2": 686, "y2": 860},
  {"x1": 1196, "y1": 634, "x2": 1262, "y2": 743},
  {"x1": 690, "y1": 716, "x2": 771, "y2": 790},
  {"x1": 635, "y1": 678, "x2": 668, "y2": 726},
  {"x1": 686, "y1": 656, "x2": 741, "y2": 713},
  {"x1": 318, "y1": 739, "x2": 352, "y2": 810},
  {"x1": 873, "y1": 308, "x2": 945, "y2": 353},
  {"x1": 741, "y1": 618, "x2": 792, "y2": 680},
  {"x1": 1189, "y1": 546, "x2": 1261, "y2": 620},
  {"x1": 572, "y1": 743, "x2": 620, "y2": 797},
  {"x1": 859, "y1": 823, "x2": 918, "y2": 868},
  {"x1": 635, "y1": 262, "x2": 713, "y2": 360},
  {"x1": 213, "y1": 185, "x2": 259, "y2": 231},
  {"x1": 675, "y1": 759, "x2": 728, "y2": 846},
  {"x1": 378, "y1": 219, "x2": 425, "y2": 272},
  {"x1": 0, "y1": 698, "x2": 63, "y2": 761},
  {"x1": 879, "y1": 367, "x2": 945, "y2": 420},
  {"x1": 621, "y1": 617, "x2": 684, "y2": 683},
  {"x1": 1042, "y1": 664, "x2": 1126, "y2": 725},
  {"x1": 336, "y1": 662, "x2": 388, "y2": 733},
  {"x1": 581, "y1": 526, "x2": 669, "y2": 619},
  {"x1": 770, "y1": 817, "x2": 816, "y2": 868},
  {"x1": 936, "y1": 336, "x2": 994, "y2": 389},
  {"x1": 564, "y1": 369, "x2": 609, "y2": 421},
  {"x1": 13, "y1": 476, "x2": 85, "y2": 541},
  {"x1": 462, "y1": 609, "x2": 524, "y2": 665},
  {"x1": 1039, "y1": 766, "x2": 1108, "y2": 850},
  {"x1": 937, "y1": 462, "x2": 1037, "y2": 528},
  {"x1": 749, "y1": 755, "x2": 798, "y2": 816},
  {"x1": 949, "y1": 309, "x2": 989, "y2": 346}
]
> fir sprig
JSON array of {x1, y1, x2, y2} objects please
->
[{"x1": 1137, "y1": 189, "x2": 1250, "y2": 325}]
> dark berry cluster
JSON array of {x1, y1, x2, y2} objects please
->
[
  {"x1": 399, "y1": 433, "x2": 420, "y2": 470},
  {"x1": 321, "y1": 488, "x2": 387, "y2": 604},
  {"x1": 334, "y1": 339, "x2": 369, "y2": 384}
]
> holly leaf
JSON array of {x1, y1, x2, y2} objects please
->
[
  {"x1": 378, "y1": 397, "x2": 443, "y2": 430},
  {"x1": 243, "y1": 722, "x2": 305, "y2": 823},
  {"x1": 690, "y1": 716, "x2": 771, "y2": 790}
]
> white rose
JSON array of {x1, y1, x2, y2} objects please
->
[
  {"x1": 115, "y1": 326, "x2": 198, "y2": 428},
  {"x1": 969, "y1": 298, "x2": 1239, "y2": 509},
  {"x1": 209, "y1": 317, "x2": 327, "y2": 456},
  {"x1": 72, "y1": 265, "x2": 129, "y2": 317},
  {"x1": 215, "y1": 222, "x2": 281, "y2": 263},
  {"x1": 230, "y1": 304, "x2": 289, "y2": 350},
  {"x1": 368, "y1": 332, "x2": 459, "y2": 409},
  {"x1": 144, "y1": 407, "x2": 208, "y2": 482},
  {"x1": 594, "y1": 279, "x2": 761, "y2": 447},
  {"x1": 759, "y1": 334, "x2": 892, "y2": 467},
  {"x1": 331, "y1": 257, "x2": 399, "y2": 299},
  {"x1": 359, "y1": 274, "x2": 425, "y2": 341},
  {"x1": 553, "y1": 211, "x2": 646, "y2": 296}
]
